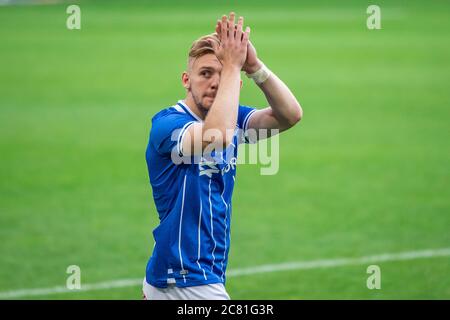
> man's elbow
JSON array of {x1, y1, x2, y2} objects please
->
[{"x1": 287, "y1": 102, "x2": 303, "y2": 127}]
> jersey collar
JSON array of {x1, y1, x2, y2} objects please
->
[{"x1": 177, "y1": 100, "x2": 203, "y2": 122}]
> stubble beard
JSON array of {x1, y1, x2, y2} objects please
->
[{"x1": 191, "y1": 89, "x2": 210, "y2": 117}]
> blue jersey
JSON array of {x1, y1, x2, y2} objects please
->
[{"x1": 145, "y1": 100, "x2": 256, "y2": 288}]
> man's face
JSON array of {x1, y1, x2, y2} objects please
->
[{"x1": 184, "y1": 53, "x2": 222, "y2": 112}]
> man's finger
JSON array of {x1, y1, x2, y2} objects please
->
[
  {"x1": 221, "y1": 14, "x2": 228, "y2": 40},
  {"x1": 236, "y1": 16, "x2": 243, "y2": 41},
  {"x1": 215, "y1": 20, "x2": 221, "y2": 35},
  {"x1": 228, "y1": 12, "x2": 235, "y2": 38},
  {"x1": 229, "y1": 12, "x2": 235, "y2": 27},
  {"x1": 242, "y1": 26, "x2": 251, "y2": 44}
]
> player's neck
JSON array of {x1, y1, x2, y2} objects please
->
[{"x1": 184, "y1": 96, "x2": 207, "y2": 121}]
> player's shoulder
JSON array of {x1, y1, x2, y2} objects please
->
[
  {"x1": 152, "y1": 103, "x2": 191, "y2": 124},
  {"x1": 238, "y1": 104, "x2": 257, "y2": 114}
]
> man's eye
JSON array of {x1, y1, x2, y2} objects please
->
[{"x1": 201, "y1": 71, "x2": 211, "y2": 77}]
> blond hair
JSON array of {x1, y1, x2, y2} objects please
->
[{"x1": 187, "y1": 33, "x2": 220, "y2": 68}]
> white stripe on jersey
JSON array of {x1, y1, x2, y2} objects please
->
[
  {"x1": 178, "y1": 175, "x2": 187, "y2": 283},
  {"x1": 220, "y1": 179, "x2": 228, "y2": 282},
  {"x1": 196, "y1": 200, "x2": 208, "y2": 280},
  {"x1": 208, "y1": 178, "x2": 218, "y2": 278}
]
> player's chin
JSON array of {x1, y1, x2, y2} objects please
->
[{"x1": 203, "y1": 96, "x2": 215, "y2": 108}]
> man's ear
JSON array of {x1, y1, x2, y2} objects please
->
[
  {"x1": 182, "y1": 71, "x2": 190, "y2": 90},
  {"x1": 240, "y1": 79, "x2": 243, "y2": 89}
]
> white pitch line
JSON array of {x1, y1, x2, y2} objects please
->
[{"x1": 1, "y1": 247, "x2": 449, "y2": 299}]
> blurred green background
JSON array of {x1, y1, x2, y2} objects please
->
[{"x1": 0, "y1": 0, "x2": 449, "y2": 299}]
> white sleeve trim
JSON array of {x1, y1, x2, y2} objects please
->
[
  {"x1": 242, "y1": 109, "x2": 257, "y2": 144},
  {"x1": 176, "y1": 121, "x2": 196, "y2": 157},
  {"x1": 243, "y1": 109, "x2": 257, "y2": 132}
]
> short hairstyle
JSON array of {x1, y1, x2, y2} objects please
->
[{"x1": 188, "y1": 33, "x2": 220, "y2": 68}]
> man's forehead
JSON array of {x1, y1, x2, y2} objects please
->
[{"x1": 191, "y1": 54, "x2": 222, "y2": 71}]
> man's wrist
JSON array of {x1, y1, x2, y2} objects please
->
[
  {"x1": 222, "y1": 63, "x2": 243, "y2": 74},
  {"x1": 245, "y1": 62, "x2": 271, "y2": 85},
  {"x1": 243, "y1": 59, "x2": 263, "y2": 74}
]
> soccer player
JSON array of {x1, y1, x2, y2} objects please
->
[{"x1": 143, "y1": 12, "x2": 302, "y2": 300}]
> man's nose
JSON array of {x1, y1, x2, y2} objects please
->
[{"x1": 210, "y1": 74, "x2": 220, "y2": 89}]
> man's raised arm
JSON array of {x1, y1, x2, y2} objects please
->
[
  {"x1": 245, "y1": 52, "x2": 303, "y2": 135},
  {"x1": 215, "y1": 20, "x2": 302, "y2": 140},
  {"x1": 182, "y1": 13, "x2": 250, "y2": 156}
]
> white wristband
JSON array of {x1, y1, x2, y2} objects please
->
[{"x1": 245, "y1": 63, "x2": 271, "y2": 85}]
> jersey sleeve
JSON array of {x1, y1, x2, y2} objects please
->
[
  {"x1": 237, "y1": 105, "x2": 257, "y2": 144},
  {"x1": 150, "y1": 111, "x2": 196, "y2": 156}
]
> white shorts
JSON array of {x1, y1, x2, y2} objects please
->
[{"x1": 142, "y1": 278, "x2": 230, "y2": 300}]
